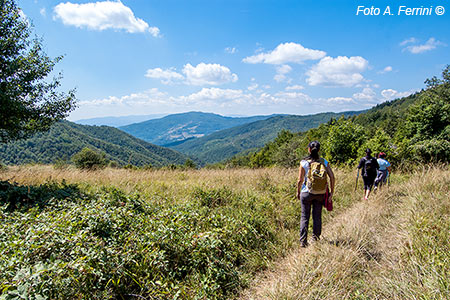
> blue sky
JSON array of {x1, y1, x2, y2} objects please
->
[{"x1": 18, "y1": 0, "x2": 450, "y2": 120}]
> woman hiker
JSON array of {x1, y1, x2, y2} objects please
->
[
  {"x1": 357, "y1": 148, "x2": 379, "y2": 201},
  {"x1": 374, "y1": 152, "x2": 391, "y2": 190},
  {"x1": 296, "y1": 141, "x2": 335, "y2": 247}
]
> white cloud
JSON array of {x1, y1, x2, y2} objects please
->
[
  {"x1": 378, "y1": 66, "x2": 393, "y2": 74},
  {"x1": 274, "y1": 64, "x2": 292, "y2": 82},
  {"x1": 183, "y1": 87, "x2": 244, "y2": 103},
  {"x1": 243, "y1": 42, "x2": 326, "y2": 64},
  {"x1": 54, "y1": 1, "x2": 160, "y2": 36},
  {"x1": 274, "y1": 74, "x2": 287, "y2": 83},
  {"x1": 79, "y1": 88, "x2": 168, "y2": 106},
  {"x1": 225, "y1": 47, "x2": 237, "y2": 54},
  {"x1": 145, "y1": 68, "x2": 184, "y2": 84},
  {"x1": 40, "y1": 7, "x2": 47, "y2": 17},
  {"x1": 276, "y1": 64, "x2": 292, "y2": 74},
  {"x1": 381, "y1": 89, "x2": 413, "y2": 100},
  {"x1": 403, "y1": 38, "x2": 444, "y2": 54},
  {"x1": 399, "y1": 37, "x2": 418, "y2": 46},
  {"x1": 182, "y1": 63, "x2": 238, "y2": 86},
  {"x1": 274, "y1": 91, "x2": 313, "y2": 104},
  {"x1": 353, "y1": 87, "x2": 376, "y2": 101},
  {"x1": 326, "y1": 97, "x2": 355, "y2": 104},
  {"x1": 306, "y1": 56, "x2": 369, "y2": 87},
  {"x1": 247, "y1": 83, "x2": 259, "y2": 91},
  {"x1": 285, "y1": 85, "x2": 304, "y2": 91}
]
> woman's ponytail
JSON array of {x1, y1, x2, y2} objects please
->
[{"x1": 306, "y1": 141, "x2": 320, "y2": 161}]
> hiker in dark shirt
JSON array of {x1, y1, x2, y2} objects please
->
[{"x1": 357, "y1": 148, "x2": 379, "y2": 201}]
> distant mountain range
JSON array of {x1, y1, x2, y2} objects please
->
[
  {"x1": 1, "y1": 110, "x2": 367, "y2": 167},
  {"x1": 0, "y1": 121, "x2": 189, "y2": 167},
  {"x1": 119, "y1": 111, "x2": 276, "y2": 146},
  {"x1": 170, "y1": 111, "x2": 363, "y2": 164},
  {"x1": 75, "y1": 114, "x2": 167, "y2": 127}
]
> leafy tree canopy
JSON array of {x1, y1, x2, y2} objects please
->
[{"x1": 0, "y1": 0, "x2": 76, "y2": 143}]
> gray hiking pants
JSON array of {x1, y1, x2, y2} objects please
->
[{"x1": 300, "y1": 192, "x2": 324, "y2": 245}]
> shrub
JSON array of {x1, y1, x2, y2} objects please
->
[
  {"x1": 184, "y1": 159, "x2": 197, "y2": 169},
  {"x1": 72, "y1": 147, "x2": 107, "y2": 170},
  {"x1": 108, "y1": 161, "x2": 120, "y2": 168}
]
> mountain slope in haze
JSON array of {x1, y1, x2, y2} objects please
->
[
  {"x1": 171, "y1": 111, "x2": 362, "y2": 164},
  {"x1": 119, "y1": 111, "x2": 275, "y2": 145},
  {"x1": 75, "y1": 114, "x2": 167, "y2": 127},
  {"x1": 0, "y1": 121, "x2": 189, "y2": 167}
]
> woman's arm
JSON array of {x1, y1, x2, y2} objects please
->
[
  {"x1": 325, "y1": 164, "x2": 335, "y2": 195},
  {"x1": 297, "y1": 165, "x2": 305, "y2": 199}
]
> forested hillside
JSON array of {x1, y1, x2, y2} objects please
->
[
  {"x1": 171, "y1": 111, "x2": 362, "y2": 164},
  {"x1": 0, "y1": 121, "x2": 189, "y2": 167},
  {"x1": 225, "y1": 66, "x2": 450, "y2": 168},
  {"x1": 119, "y1": 111, "x2": 275, "y2": 145}
]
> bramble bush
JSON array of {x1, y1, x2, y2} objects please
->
[{"x1": 0, "y1": 179, "x2": 297, "y2": 299}]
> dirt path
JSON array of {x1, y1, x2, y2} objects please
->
[{"x1": 238, "y1": 185, "x2": 405, "y2": 300}]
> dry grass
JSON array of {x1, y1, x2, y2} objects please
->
[
  {"x1": 0, "y1": 165, "x2": 295, "y2": 194},
  {"x1": 2, "y1": 165, "x2": 447, "y2": 299},
  {"x1": 238, "y1": 166, "x2": 450, "y2": 300}
]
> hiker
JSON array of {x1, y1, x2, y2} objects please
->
[
  {"x1": 357, "y1": 148, "x2": 379, "y2": 200},
  {"x1": 374, "y1": 152, "x2": 391, "y2": 190},
  {"x1": 296, "y1": 141, "x2": 335, "y2": 247}
]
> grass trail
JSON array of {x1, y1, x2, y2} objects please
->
[{"x1": 238, "y1": 167, "x2": 450, "y2": 300}]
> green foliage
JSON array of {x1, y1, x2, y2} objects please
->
[
  {"x1": 184, "y1": 159, "x2": 197, "y2": 169},
  {"x1": 72, "y1": 148, "x2": 107, "y2": 170},
  {"x1": 0, "y1": 0, "x2": 76, "y2": 143},
  {"x1": 227, "y1": 66, "x2": 450, "y2": 168},
  {"x1": 410, "y1": 139, "x2": 450, "y2": 163},
  {"x1": 326, "y1": 117, "x2": 365, "y2": 165},
  {"x1": 0, "y1": 121, "x2": 191, "y2": 167},
  {"x1": 172, "y1": 112, "x2": 362, "y2": 165},
  {"x1": 0, "y1": 177, "x2": 300, "y2": 299}
]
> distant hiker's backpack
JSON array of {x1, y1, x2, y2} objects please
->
[
  {"x1": 363, "y1": 157, "x2": 377, "y2": 177},
  {"x1": 307, "y1": 158, "x2": 328, "y2": 194}
]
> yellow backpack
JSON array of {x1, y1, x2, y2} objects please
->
[{"x1": 307, "y1": 158, "x2": 328, "y2": 194}]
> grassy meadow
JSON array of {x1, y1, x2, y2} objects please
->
[{"x1": 0, "y1": 165, "x2": 448, "y2": 299}]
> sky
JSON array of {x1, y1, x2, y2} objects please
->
[{"x1": 18, "y1": 0, "x2": 450, "y2": 120}]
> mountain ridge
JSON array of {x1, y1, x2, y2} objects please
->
[
  {"x1": 119, "y1": 111, "x2": 278, "y2": 145},
  {"x1": 170, "y1": 111, "x2": 364, "y2": 164},
  {"x1": 0, "y1": 121, "x2": 190, "y2": 167}
]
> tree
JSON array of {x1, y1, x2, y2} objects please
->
[
  {"x1": 326, "y1": 117, "x2": 364, "y2": 165},
  {"x1": 0, "y1": 0, "x2": 76, "y2": 143},
  {"x1": 184, "y1": 159, "x2": 197, "y2": 169},
  {"x1": 405, "y1": 65, "x2": 450, "y2": 162},
  {"x1": 72, "y1": 148, "x2": 108, "y2": 170}
]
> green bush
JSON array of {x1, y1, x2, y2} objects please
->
[
  {"x1": 72, "y1": 148, "x2": 107, "y2": 170},
  {"x1": 0, "y1": 183, "x2": 285, "y2": 299}
]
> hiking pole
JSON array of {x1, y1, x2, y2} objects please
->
[{"x1": 354, "y1": 169, "x2": 360, "y2": 191}]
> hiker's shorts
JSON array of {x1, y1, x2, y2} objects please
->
[{"x1": 363, "y1": 175, "x2": 376, "y2": 190}]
